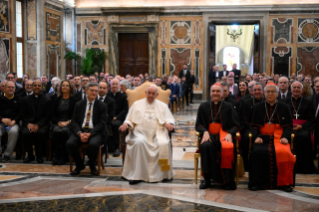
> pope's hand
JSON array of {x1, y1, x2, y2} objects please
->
[
  {"x1": 166, "y1": 123, "x2": 174, "y2": 131},
  {"x1": 280, "y1": 138, "x2": 288, "y2": 144},
  {"x1": 119, "y1": 123, "x2": 128, "y2": 132}
]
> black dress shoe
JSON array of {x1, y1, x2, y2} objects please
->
[
  {"x1": 58, "y1": 157, "x2": 65, "y2": 165},
  {"x1": 70, "y1": 164, "x2": 85, "y2": 176},
  {"x1": 282, "y1": 186, "x2": 293, "y2": 192},
  {"x1": 52, "y1": 157, "x2": 58, "y2": 165},
  {"x1": 129, "y1": 180, "x2": 143, "y2": 185},
  {"x1": 90, "y1": 167, "x2": 99, "y2": 176},
  {"x1": 37, "y1": 157, "x2": 44, "y2": 164},
  {"x1": 23, "y1": 157, "x2": 35, "y2": 163},
  {"x1": 249, "y1": 186, "x2": 259, "y2": 191},
  {"x1": 199, "y1": 180, "x2": 211, "y2": 189},
  {"x1": 3, "y1": 155, "x2": 10, "y2": 162},
  {"x1": 113, "y1": 149, "x2": 120, "y2": 157}
]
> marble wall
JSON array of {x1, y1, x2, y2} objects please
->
[
  {"x1": 159, "y1": 16, "x2": 204, "y2": 92},
  {"x1": 267, "y1": 14, "x2": 319, "y2": 78},
  {"x1": 26, "y1": 0, "x2": 37, "y2": 78}
]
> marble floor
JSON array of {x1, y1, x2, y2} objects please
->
[{"x1": 1, "y1": 102, "x2": 319, "y2": 211}]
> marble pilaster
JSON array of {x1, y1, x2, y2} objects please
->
[{"x1": 36, "y1": 0, "x2": 45, "y2": 77}]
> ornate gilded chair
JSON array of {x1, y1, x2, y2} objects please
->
[{"x1": 120, "y1": 82, "x2": 171, "y2": 163}]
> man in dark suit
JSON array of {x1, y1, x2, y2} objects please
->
[
  {"x1": 66, "y1": 82, "x2": 108, "y2": 176},
  {"x1": 208, "y1": 65, "x2": 220, "y2": 89},
  {"x1": 179, "y1": 64, "x2": 191, "y2": 106},
  {"x1": 230, "y1": 63, "x2": 241, "y2": 85},
  {"x1": 277, "y1": 76, "x2": 292, "y2": 100},
  {"x1": 74, "y1": 76, "x2": 82, "y2": 93},
  {"x1": 6, "y1": 73, "x2": 24, "y2": 96},
  {"x1": 74, "y1": 76, "x2": 89, "y2": 101},
  {"x1": 219, "y1": 64, "x2": 229, "y2": 78},
  {"x1": 107, "y1": 78, "x2": 128, "y2": 157},
  {"x1": 21, "y1": 79, "x2": 51, "y2": 163}
]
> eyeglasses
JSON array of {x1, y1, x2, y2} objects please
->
[
  {"x1": 6, "y1": 77, "x2": 14, "y2": 80},
  {"x1": 33, "y1": 85, "x2": 42, "y2": 87}
]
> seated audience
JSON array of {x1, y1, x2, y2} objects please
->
[
  {"x1": 66, "y1": 82, "x2": 108, "y2": 176},
  {"x1": 51, "y1": 80, "x2": 78, "y2": 165},
  {"x1": 6, "y1": 73, "x2": 23, "y2": 96},
  {"x1": 0, "y1": 81, "x2": 21, "y2": 162},
  {"x1": 195, "y1": 83, "x2": 240, "y2": 190},
  {"x1": 119, "y1": 85, "x2": 175, "y2": 184},
  {"x1": 249, "y1": 83, "x2": 295, "y2": 192},
  {"x1": 22, "y1": 79, "x2": 51, "y2": 164}
]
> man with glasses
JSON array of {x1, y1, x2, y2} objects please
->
[
  {"x1": 282, "y1": 81, "x2": 316, "y2": 174},
  {"x1": 22, "y1": 80, "x2": 34, "y2": 97},
  {"x1": 21, "y1": 79, "x2": 51, "y2": 164},
  {"x1": 74, "y1": 76, "x2": 89, "y2": 100},
  {"x1": 277, "y1": 76, "x2": 291, "y2": 101},
  {"x1": 6, "y1": 73, "x2": 23, "y2": 96},
  {"x1": 0, "y1": 81, "x2": 21, "y2": 162}
]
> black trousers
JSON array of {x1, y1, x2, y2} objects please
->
[
  {"x1": 52, "y1": 125, "x2": 71, "y2": 158},
  {"x1": 66, "y1": 133, "x2": 102, "y2": 168},
  {"x1": 185, "y1": 86, "x2": 190, "y2": 105},
  {"x1": 111, "y1": 119, "x2": 123, "y2": 150},
  {"x1": 22, "y1": 125, "x2": 49, "y2": 158}
]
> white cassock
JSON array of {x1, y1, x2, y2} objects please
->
[{"x1": 122, "y1": 98, "x2": 175, "y2": 182}]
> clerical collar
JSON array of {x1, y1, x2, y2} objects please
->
[
  {"x1": 4, "y1": 93, "x2": 14, "y2": 100},
  {"x1": 27, "y1": 91, "x2": 33, "y2": 96},
  {"x1": 35, "y1": 95, "x2": 39, "y2": 98}
]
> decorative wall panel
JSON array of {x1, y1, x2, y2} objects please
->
[
  {"x1": 27, "y1": 43, "x2": 37, "y2": 78},
  {"x1": 65, "y1": 11, "x2": 72, "y2": 46},
  {"x1": 194, "y1": 20, "x2": 201, "y2": 45},
  {"x1": 120, "y1": 16, "x2": 146, "y2": 23},
  {"x1": 161, "y1": 48, "x2": 166, "y2": 76},
  {"x1": 298, "y1": 18, "x2": 319, "y2": 43},
  {"x1": 296, "y1": 47, "x2": 319, "y2": 79},
  {"x1": 169, "y1": 48, "x2": 191, "y2": 76},
  {"x1": 0, "y1": 38, "x2": 9, "y2": 74},
  {"x1": 170, "y1": 21, "x2": 191, "y2": 45},
  {"x1": 46, "y1": 44, "x2": 61, "y2": 77},
  {"x1": 194, "y1": 48, "x2": 200, "y2": 87},
  {"x1": 76, "y1": 22, "x2": 81, "y2": 54},
  {"x1": 27, "y1": 0, "x2": 37, "y2": 40},
  {"x1": 0, "y1": 0, "x2": 9, "y2": 33},
  {"x1": 272, "y1": 18, "x2": 293, "y2": 44},
  {"x1": 65, "y1": 47, "x2": 73, "y2": 75},
  {"x1": 271, "y1": 47, "x2": 292, "y2": 77},
  {"x1": 46, "y1": 12, "x2": 61, "y2": 42},
  {"x1": 85, "y1": 21, "x2": 105, "y2": 45},
  {"x1": 160, "y1": 20, "x2": 167, "y2": 45}
]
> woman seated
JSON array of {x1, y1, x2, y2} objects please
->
[{"x1": 51, "y1": 80, "x2": 78, "y2": 165}]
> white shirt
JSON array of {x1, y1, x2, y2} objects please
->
[
  {"x1": 82, "y1": 99, "x2": 95, "y2": 129},
  {"x1": 82, "y1": 90, "x2": 86, "y2": 100},
  {"x1": 215, "y1": 72, "x2": 219, "y2": 77},
  {"x1": 223, "y1": 71, "x2": 227, "y2": 76},
  {"x1": 98, "y1": 94, "x2": 106, "y2": 102},
  {"x1": 26, "y1": 91, "x2": 33, "y2": 96},
  {"x1": 280, "y1": 90, "x2": 288, "y2": 98},
  {"x1": 183, "y1": 69, "x2": 187, "y2": 75}
]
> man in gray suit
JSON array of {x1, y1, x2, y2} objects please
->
[{"x1": 227, "y1": 75, "x2": 238, "y2": 96}]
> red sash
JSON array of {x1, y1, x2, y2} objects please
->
[
  {"x1": 209, "y1": 123, "x2": 234, "y2": 169},
  {"x1": 260, "y1": 124, "x2": 295, "y2": 186},
  {"x1": 293, "y1": 119, "x2": 314, "y2": 149}
]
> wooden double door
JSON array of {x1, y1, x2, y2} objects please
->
[{"x1": 118, "y1": 33, "x2": 149, "y2": 77}]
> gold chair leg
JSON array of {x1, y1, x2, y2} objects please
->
[
  {"x1": 194, "y1": 154, "x2": 198, "y2": 184},
  {"x1": 237, "y1": 154, "x2": 240, "y2": 185}
]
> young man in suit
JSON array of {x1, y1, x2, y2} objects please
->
[
  {"x1": 107, "y1": 78, "x2": 129, "y2": 157},
  {"x1": 277, "y1": 76, "x2": 292, "y2": 101},
  {"x1": 230, "y1": 63, "x2": 241, "y2": 85},
  {"x1": 74, "y1": 76, "x2": 89, "y2": 101},
  {"x1": 179, "y1": 64, "x2": 191, "y2": 106},
  {"x1": 21, "y1": 79, "x2": 51, "y2": 164},
  {"x1": 208, "y1": 65, "x2": 220, "y2": 89},
  {"x1": 219, "y1": 64, "x2": 229, "y2": 78},
  {"x1": 66, "y1": 82, "x2": 108, "y2": 176}
]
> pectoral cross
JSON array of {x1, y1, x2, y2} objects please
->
[
  {"x1": 294, "y1": 113, "x2": 299, "y2": 120},
  {"x1": 268, "y1": 122, "x2": 271, "y2": 128}
]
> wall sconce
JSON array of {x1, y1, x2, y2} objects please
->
[{"x1": 227, "y1": 25, "x2": 242, "y2": 42}]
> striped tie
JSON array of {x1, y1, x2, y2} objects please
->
[{"x1": 84, "y1": 102, "x2": 92, "y2": 132}]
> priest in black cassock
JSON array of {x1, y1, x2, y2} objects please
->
[
  {"x1": 282, "y1": 81, "x2": 316, "y2": 174},
  {"x1": 238, "y1": 82, "x2": 264, "y2": 171},
  {"x1": 195, "y1": 83, "x2": 240, "y2": 190},
  {"x1": 221, "y1": 82, "x2": 239, "y2": 113},
  {"x1": 249, "y1": 82, "x2": 295, "y2": 192}
]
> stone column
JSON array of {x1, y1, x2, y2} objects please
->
[{"x1": 36, "y1": 0, "x2": 45, "y2": 77}]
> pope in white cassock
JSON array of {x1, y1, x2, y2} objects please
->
[{"x1": 119, "y1": 85, "x2": 175, "y2": 185}]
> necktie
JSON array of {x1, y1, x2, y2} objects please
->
[
  {"x1": 282, "y1": 94, "x2": 285, "y2": 98},
  {"x1": 84, "y1": 102, "x2": 92, "y2": 132},
  {"x1": 83, "y1": 92, "x2": 86, "y2": 100},
  {"x1": 99, "y1": 97, "x2": 103, "y2": 101}
]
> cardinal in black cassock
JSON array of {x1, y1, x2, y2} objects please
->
[
  {"x1": 195, "y1": 85, "x2": 240, "y2": 190},
  {"x1": 282, "y1": 81, "x2": 316, "y2": 174}
]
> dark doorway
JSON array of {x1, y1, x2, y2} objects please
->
[{"x1": 118, "y1": 33, "x2": 149, "y2": 77}]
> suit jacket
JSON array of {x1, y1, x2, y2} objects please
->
[
  {"x1": 71, "y1": 99, "x2": 108, "y2": 138},
  {"x1": 51, "y1": 96, "x2": 79, "y2": 125},
  {"x1": 179, "y1": 69, "x2": 191, "y2": 85},
  {"x1": 277, "y1": 90, "x2": 292, "y2": 101},
  {"x1": 229, "y1": 84, "x2": 238, "y2": 96},
  {"x1": 21, "y1": 94, "x2": 51, "y2": 128},
  {"x1": 219, "y1": 70, "x2": 229, "y2": 78},
  {"x1": 15, "y1": 85, "x2": 24, "y2": 97},
  {"x1": 208, "y1": 70, "x2": 220, "y2": 88},
  {"x1": 170, "y1": 83, "x2": 180, "y2": 99},
  {"x1": 43, "y1": 81, "x2": 51, "y2": 94},
  {"x1": 74, "y1": 89, "x2": 86, "y2": 101},
  {"x1": 231, "y1": 69, "x2": 241, "y2": 83},
  {"x1": 101, "y1": 96, "x2": 115, "y2": 125},
  {"x1": 107, "y1": 91, "x2": 128, "y2": 122}
]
